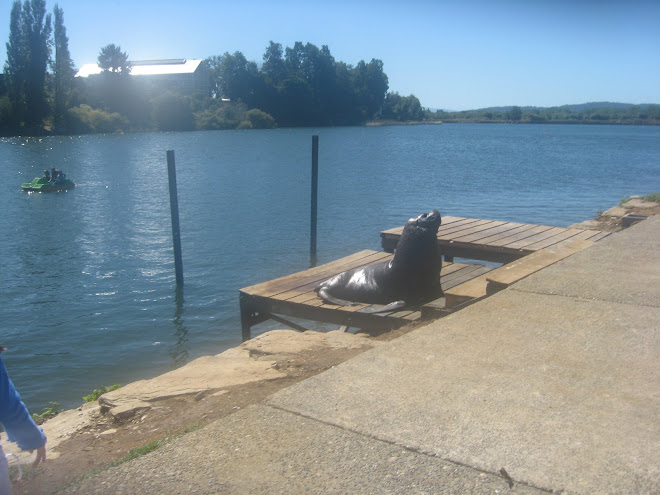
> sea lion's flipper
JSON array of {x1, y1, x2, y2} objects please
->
[
  {"x1": 317, "y1": 288, "x2": 359, "y2": 307},
  {"x1": 361, "y1": 300, "x2": 406, "y2": 314}
]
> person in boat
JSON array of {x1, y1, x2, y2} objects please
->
[
  {"x1": 50, "y1": 168, "x2": 57, "y2": 182},
  {"x1": 42, "y1": 170, "x2": 50, "y2": 181},
  {"x1": 0, "y1": 345, "x2": 47, "y2": 494},
  {"x1": 51, "y1": 169, "x2": 65, "y2": 183}
]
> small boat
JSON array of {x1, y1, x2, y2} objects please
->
[{"x1": 21, "y1": 177, "x2": 75, "y2": 192}]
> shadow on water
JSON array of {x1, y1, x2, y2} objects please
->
[{"x1": 169, "y1": 287, "x2": 189, "y2": 368}]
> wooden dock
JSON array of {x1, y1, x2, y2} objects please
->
[
  {"x1": 240, "y1": 250, "x2": 493, "y2": 341},
  {"x1": 239, "y1": 216, "x2": 611, "y2": 340},
  {"x1": 381, "y1": 216, "x2": 611, "y2": 263}
]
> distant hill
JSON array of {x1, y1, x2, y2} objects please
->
[
  {"x1": 427, "y1": 101, "x2": 659, "y2": 125},
  {"x1": 473, "y1": 102, "x2": 655, "y2": 113}
]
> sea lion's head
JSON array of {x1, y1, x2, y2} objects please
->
[
  {"x1": 391, "y1": 208, "x2": 443, "y2": 273},
  {"x1": 408, "y1": 209, "x2": 442, "y2": 233}
]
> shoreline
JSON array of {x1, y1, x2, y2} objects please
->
[
  {"x1": 7, "y1": 196, "x2": 660, "y2": 494},
  {"x1": 3, "y1": 118, "x2": 659, "y2": 138}
]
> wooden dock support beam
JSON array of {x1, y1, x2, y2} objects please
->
[
  {"x1": 167, "y1": 150, "x2": 184, "y2": 288},
  {"x1": 310, "y1": 135, "x2": 319, "y2": 267}
]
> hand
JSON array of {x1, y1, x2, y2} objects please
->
[{"x1": 30, "y1": 445, "x2": 47, "y2": 468}]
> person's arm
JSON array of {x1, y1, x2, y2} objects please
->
[{"x1": 0, "y1": 356, "x2": 47, "y2": 452}]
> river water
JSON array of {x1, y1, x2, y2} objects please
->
[{"x1": 1, "y1": 124, "x2": 658, "y2": 410}]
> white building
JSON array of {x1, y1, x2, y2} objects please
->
[{"x1": 76, "y1": 59, "x2": 210, "y2": 96}]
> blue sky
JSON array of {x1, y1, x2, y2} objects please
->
[{"x1": 2, "y1": 0, "x2": 659, "y2": 110}]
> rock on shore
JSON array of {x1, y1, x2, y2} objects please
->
[{"x1": 5, "y1": 329, "x2": 377, "y2": 467}]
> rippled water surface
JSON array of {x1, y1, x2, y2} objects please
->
[{"x1": 1, "y1": 124, "x2": 658, "y2": 409}]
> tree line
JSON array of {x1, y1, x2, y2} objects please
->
[
  {"x1": 0, "y1": 1, "x2": 427, "y2": 136},
  {"x1": 4, "y1": 1, "x2": 655, "y2": 136},
  {"x1": 428, "y1": 104, "x2": 660, "y2": 125}
]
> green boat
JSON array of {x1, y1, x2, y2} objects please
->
[{"x1": 21, "y1": 177, "x2": 75, "y2": 192}]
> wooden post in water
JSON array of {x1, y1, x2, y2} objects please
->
[
  {"x1": 167, "y1": 150, "x2": 184, "y2": 287},
  {"x1": 310, "y1": 135, "x2": 319, "y2": 267}
]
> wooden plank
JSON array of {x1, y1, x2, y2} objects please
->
[
  {"x1": 243, "y1": 251, "x2": 391, "y2": 298},
  {"x1": 271, "y1": 256, "x2": 393, "y2": 299},
  {"x1": 476, "y1": 224, "x2": 545, "y2": 245},
  {"x1": 420, "y1": 297, "x2": 448, "y2": 319},
  {"x1": 585, "y1": 230, "x2": 611, "y2": 242},
  {"x1": 437, "y1": 215, "x2": 469, "y2": 226},
  {"x1": 441, "y1": 265, "x2": 493, "y2": 290},
  {"x1": 502, "y1": 226, "x2": 568, "y2": 250},
  {"x1": 380, "y1": 226, "x2": 404, "y2": 236},
  {"x1": 435, "y1": 217, "x2": 483, "y2": 233},
  {"x1": 436, "y1": 219, "x2": 494, "y2": 239},
  {"x1": 486, "y1": 224, "x2": 555, "y2": 247},
  {"x1": 486, "y1": 239, "x2": 594, "y2": 288},
  {"x1": 381, "y1": 216, "x2": 473, "y2": 250},
  {"x1": 439, "y1": 260, "x2": 473, "y2": 276},
  {"x1": 244, "y1": 294, "x2": 406, "y2": 331},
  {"x1": 450, "y1": 221, "x2": 521, "y2": 243},
  {"x1": 443, "y1": 238, "x2": 595, "y2": 308},
  {"x1": 438, "y1": 220, "x2": 506, "y2": 240},
  {"x1": 436, "y1": 242, "x2": 525, "y2": 264},
  {"x1": 241, "y1": 249, "x2": 378, "y2": 293},
  {"x1": 521, "y1": 228, "x2": 585, "y2": 251},
  {"x1": 380, "y1": 215, "x2": 466, "y2": 236},
  {"x1": 444, "y1": 276, "x2": 489, "y2": 308},
  {"x1": 382, "y1": 215, "x2": 466, "y2": 233}
]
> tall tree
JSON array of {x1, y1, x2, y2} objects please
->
[
  {"x1": 52, "y1": 4, "x2": 75, "y2": 132},
  {"x1": 97, "y1": 44, "x2": 131, "y2": 74},
  {"x1": 23, "y1": 0, "x2": 52, "y2": 129},
  {"x1": 4, "y1": 1, "x2": 27, "y2": 126},
  {"x1": 262, "y1": 41, "x2": 285, "y2": 86},
  {"x1": 216, "y1": 51, "x2": 262, "y2": 106},
  {"x1": 352, "y1": 59, "x2": 388, "y2": 120},
  {"x1": 4, "y1": 0, "x2": 51, "y2": 130},
  {"x1": 204, "y1": 55, "x2": 224, "y2": 98}
]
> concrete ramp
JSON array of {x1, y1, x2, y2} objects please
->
[{"x1": 269, "y1": 217, "x2": 660, "y2": 494}]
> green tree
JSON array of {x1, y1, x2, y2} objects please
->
[
  {"x1": 52, "y1": 4, "x2": 75, "y2": 132},
  {"x1": 507, "y1": 106, "x2": 522, "y2": 121},
  {"x1": 22, "y1": 0, "x2": 51, "y2": 129},
  {"x1": 204, "y1": 55, "x2": 224, "y2": 98},
  {"x1": 262, "y1": 41, "x2": 285, "y2": 86},
  {"x1": 382, "y1": 92, "x2": 424, "y2": 121},
  {"x1": 203, "y1": 41, "x2": 391, "y2": 128},
  {"x1": 242, "y1": 108, "x2": 276, "y2": 129},
  {"x1": 97, "y1": 43, "x2": 131, "y2": 74},
  {"x1": 4, "y1": 0, "x2": 52, "y2": 131},
  {"x1": 4, "y1": 1, "x2": 26, "y2": 127},
  {"x1": 352, "y1": 59, "x2": 389, "y2": 121},
  {"x1": 216, "y1": 51, "x2": 263, "y2": 106}
]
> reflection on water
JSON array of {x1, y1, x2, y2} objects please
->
[{"x1": 169, "y1": 287, "x2": 189, "y2": 368}]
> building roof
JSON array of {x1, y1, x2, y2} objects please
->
[{"x1": 76, "y1": 59, "x2": 203, "y2": 78}]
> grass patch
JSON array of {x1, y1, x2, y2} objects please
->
[
  {"x1": 113, "y1": 439, "x2": 165, "y2": 466},
  {"x1": 641, "y1": 192, "x2": 660, "y2": 202},
  {"x1": 83, "y1": 384, "x2": 121, "y2": 403},
  {"x1": 61, "y1": 421, "x2": 206, "y2": 490},
  {"x1": 32, "y1": 401, "x2": 63, "y2": 423}
]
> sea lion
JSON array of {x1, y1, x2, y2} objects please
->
[{"x1": 316, "y1": 209, "x2": 443, "y2": 312}]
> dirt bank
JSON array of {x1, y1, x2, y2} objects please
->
[{"x1": 8, "y1": 328, "x2": 414, "y2": 495}]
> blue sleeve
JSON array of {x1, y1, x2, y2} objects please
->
[{"x1": 0, "y1": 356, "x2": 46, "y2": 451}]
